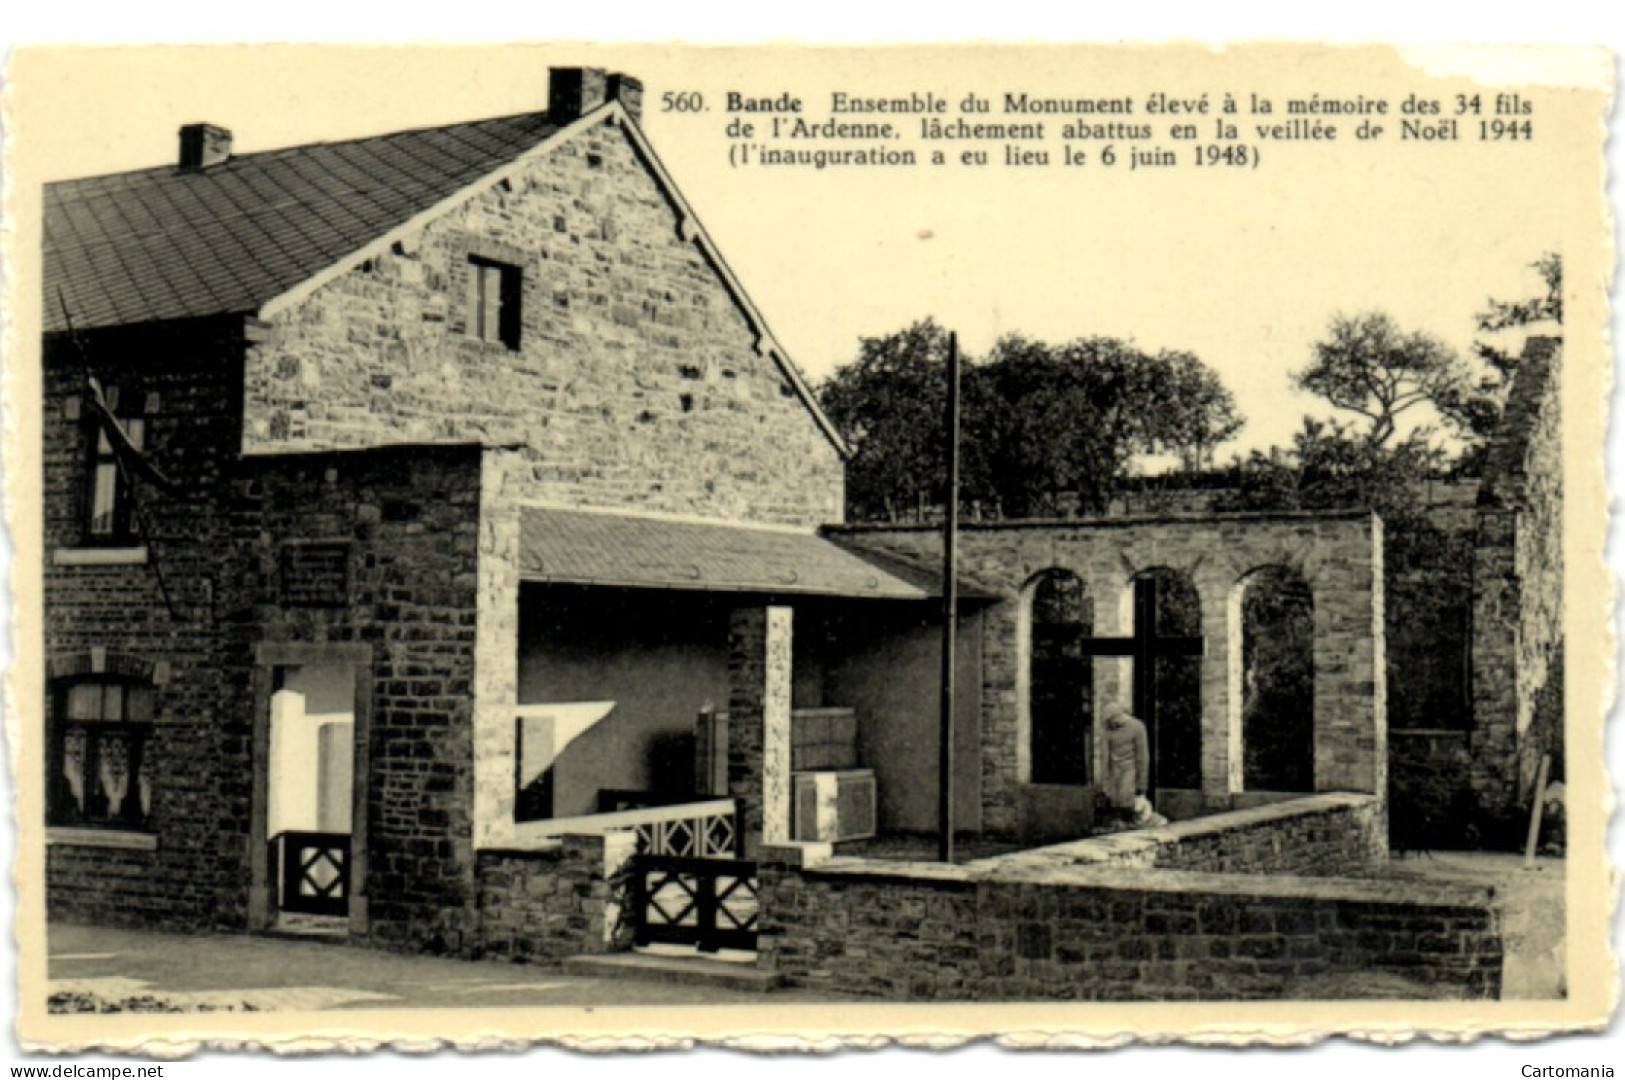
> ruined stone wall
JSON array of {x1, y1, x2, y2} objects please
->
[
  {"x1": 42, "y1": 323, "x2": 249, "y2": 930},
  {"x1": 224, "y1": 444, "x2": 486, "y2": 953},
  {"x1": 831, "y1": 513, "x2": 1385, "y2": 836},
  {"x1": 242, "y1": 117, "x2": 844, "y2": 529},
  {"x1": 758, "y1": 849, "x2": 1499, "y2": 1001},
  {"x1": 1387, "y1": 730, "x2": 1477, "y2": 850},
  {"x1": 1471, "y1": 338, "x2": 1564, "y2": 824}
]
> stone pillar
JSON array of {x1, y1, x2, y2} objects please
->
[
  {"x1": 1469, "y1": 508, "x2": 1521, "y2": 816},
  {"x1": 727, "y1": 606, "x2": 794, "y2": 854},
  {"x1": 1198, "y1": 574, "x2": 1237, "y2": 807},
  {"x1": 1312, "y1": 517, "x2": 1386, "y2": 796},
  {"x1": 472, "y1": 453, "x2": 522, "y2": 850}
]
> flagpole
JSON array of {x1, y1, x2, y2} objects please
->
[{"x1": 938, "y1": 331, "x2": 960, "y2": 864}]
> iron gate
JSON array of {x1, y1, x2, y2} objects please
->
[
  {"x1": 629, "y1": 854, "x2": 759, "y2": 952},
  {"x1": 271, "y1": 830, "x2": 351, "y2": 917}
]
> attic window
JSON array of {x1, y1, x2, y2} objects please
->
[{"x1": 467, "y1": 256, "x2": 522, "y2": 351}]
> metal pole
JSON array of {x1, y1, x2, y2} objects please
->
[
  {"x1": 1523, "y1": 753, "x2": 1552, "y2": 869},
  {"x1": 938, "y1": 331, "x2": 960, "y2": 864}
]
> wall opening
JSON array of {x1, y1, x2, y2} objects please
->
[
  {"x1": 1027, "y1": 569, "x2": 1093, "y2": 785},
  {"x1": 1238, "y1": 566, "x2": 1315, "y2": 792},
  {"x1": 1126, "y1": 568, "x2": 1203, "y2": 793}
]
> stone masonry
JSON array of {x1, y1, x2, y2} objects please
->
[
  {"x1": 833, "y1": 512, "x2": 1386, "y2": 835},
  {"x1": 757, "y1": 794, "x2": 1495, "y2": 1002},
  {"x1": 222, "y1": 443, "x2": 487, "y2": 954},
  {"x1": 43, "y1": 320, "x2": 249, "y2": 930},
  {"x1": 727, "y1": 606, "x2": 794, "y2": 854},
  {"x1": 1471, "y1": 337, "x2": 1564, "y2": 821},
  {"x1": 977, "y1": 793, "x2": 1387, "y2": 878},
  {"x1": 473, "y1": 831, "x2": 639, "y2": 964},
  {"x1": 241, "y1": 115, "x2": 845, "y2": 529},
  {"x1": 44, "y1": 87, "x2": 852, "y2": 948}
]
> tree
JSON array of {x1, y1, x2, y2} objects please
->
[
  {"x1": 1464, "y1": 251, "x2": 1564, "y2": 430},
  {"x1": 980, "y1": 335, "x2": 1142, "y2": 517},
  {"x1": 1293, "y1": 311, "x2": 1470, "y2": 447},
  {"x1": 819, "y1": 323, "x2": 1240, "y2": 522},
  {"x1": 981, "y1": 335, "x2": 1241, "y2": 516},
  {"x1": 818, "y1": 319, "x2": 956, "y2": 522},
  {"x1": 1417, "y1": 252, "x2": 1566, "y2": 476},
  {"x1": 1478, "y1": 251, "x2": 1562, "y2": 338}
]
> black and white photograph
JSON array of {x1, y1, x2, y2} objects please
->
[{"x1": 1, "y1": 32, "x2": 1617, "y2": 1061}]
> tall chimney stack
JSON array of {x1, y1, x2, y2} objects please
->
[
  {"x1": 607, "y1": 72, "x2": 644, "y2": 123},
  {"x1": 178, "y1": 123, "x2": 233, "y2": 170},
  {"x1": 549, "y1": 67, "x2": 644, "y2": 124},
  {"x1": 549, "y1": 67, "x2": 609, "y2": 123}
]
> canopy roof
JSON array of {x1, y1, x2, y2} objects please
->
[{"x1": 518, "y1": 507, "x2": 980, "y2": 601}]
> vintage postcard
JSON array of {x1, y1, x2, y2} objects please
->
[{"x1": 1, "y1": 42, "x2": 1616, "y2": 1055}]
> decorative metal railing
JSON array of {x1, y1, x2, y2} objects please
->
[
  {"x1": 509, "y1": 797, "x2": 741, "y2": 858},
  {"x1": 632, "y1": 803, "x2": 739, "y2": 858},
  {"x1": 630, "y1": 854, "x2": 760, "y2": 953},
  {"x1": 270, "y1": 830, "x2": 350, "y2": 917}
]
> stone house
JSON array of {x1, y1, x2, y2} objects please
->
[
  {"x1": 43, "y1": 67, "x2": 1434, "y2": 992},
  {"x1": 42, "y1": 66, "x2": 986, "y2": 954}
]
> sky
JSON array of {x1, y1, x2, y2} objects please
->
[{"x1": 10, "y1": 42, "x2": 1602, "y2": 458}]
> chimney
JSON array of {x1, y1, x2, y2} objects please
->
[
  {"x1": 549, "y1": 67, "x2": 644, "y2": 124},
  {"x1": 178, "y1": 123, "x2": 233, "y2": 170},
  {"x1": 549, "y1": 67, "x2": 609, "y2": 123},
  {"x1": 607, "y1": 72, "x2": 644, "y2": 123}
]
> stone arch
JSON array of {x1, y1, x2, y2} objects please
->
[
  {"x1": 1230, "y1": 565, "x2": 1316, "y2": 792},
  {"x1": 1112, "y1": 566, "x2": 1204, "y2": 793},
  {"x1": 47, "y1": 649, "x2": 168, "y2": 684},
  {"x1": 1019, "y1": 567, "x2": 1094, "y2": 785}
]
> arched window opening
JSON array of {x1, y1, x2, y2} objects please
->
[
  {"x1": 1129, "y1": 569, "x2": 1203, "y2": 793},
  {"x1": 1240, "y1": 566, "x2": 1315, "y2": 792},
  {"x1": 1029, "y1": 570, "x2": 1092, "y2": 784},
  {"x1": 48, "y1": 675, "x2": 156, "y2": 830}
]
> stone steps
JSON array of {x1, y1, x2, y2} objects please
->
[
  {"x1": 563, "y1": 950, "x2": 785, "y2": 993},
  {"x1": 263, "y1": 912, "x2": 350, "y2": 945}
]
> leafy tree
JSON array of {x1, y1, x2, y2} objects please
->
[
  {"x1": 820, "y1": 320, "x2": 963, "y2": 520},
  {"x1": 1478, "y1": 251, "x2": 1563, "y2": 338},
  {"x1": 979, "y1": 335, "x2": 1144, "y2": 517},
  {"x1": 1454, "y1": 252, "x2": 1565, "y2": 447},
  {"x1": 819, "y1": 323, "x2": 1241, "y2": 522},
  {"x1": 982, "y1": 336, "x2": 1241, "y2": 516},
  {"x1": 1293, "y1": 311, "x2": 1470, "y2": 447}
]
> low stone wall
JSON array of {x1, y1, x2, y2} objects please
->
[
  {"x1": 470, "y1": 832, "x2": 637, "y2": 964},
  {"x1": 972, "y1": 793, "x2": 1386, "y2": 877},
  {"x1": 758, "y1": 850, "x2": 1500, "y2": 1001}
]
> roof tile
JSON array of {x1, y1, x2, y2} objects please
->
[
  {"x1": 519, "y1": 507, "x2": 947, "y2": 602},
  {"x1": 44, "y1": 111, "x2": 563, "y2": 333}
]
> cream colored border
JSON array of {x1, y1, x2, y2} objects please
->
[{"x1": 2, "y1": 41, "x2": 1617, "y2": 1053}]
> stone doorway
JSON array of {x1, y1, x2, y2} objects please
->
[{"x1": 250, "y1": 643, "x2": 372, "y2": 937}]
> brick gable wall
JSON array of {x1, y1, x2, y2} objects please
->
[{"x1": 42, "y1": 322, "x2": 251, "y2": 929}]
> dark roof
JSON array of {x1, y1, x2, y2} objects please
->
[
  {"x1": 44, "y1": 112, "x2": 562, "y2": 333},
  {"x1": 519, "y1": 507, "x2": 961, "y2": 601}
]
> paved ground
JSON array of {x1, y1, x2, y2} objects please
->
[{"x1": 48, "y1": 924, "x2": 847, "y2": 1011}]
